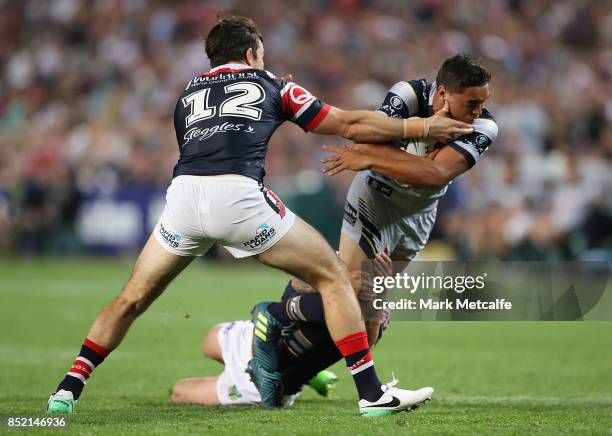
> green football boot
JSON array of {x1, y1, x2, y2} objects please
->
[
  {"x1": 308, "y1": 370, "x2": 338, "y2": 397},
  {"x1": 47, "y1": 390, "x2": 76, "y2": 414},
  {"x1": 250, "y1": 301, "x2": 282, "y2": 372},
  {"x1": 248, "y1": 301, "x2": 283, "y2": 407},
  {"x1": 246, "y1": 357, "x2": 283, "y2": 407}
]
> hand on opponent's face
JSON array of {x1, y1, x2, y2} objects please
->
[{"x1": 424, "y1": 100, "x2": 473, "y2": 144}]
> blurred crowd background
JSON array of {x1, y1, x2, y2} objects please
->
[{"x1": 1, "y1": 0, "x2": 611, "y2": 260}]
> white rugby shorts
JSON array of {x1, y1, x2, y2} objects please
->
[
  {"x1": 215, "y1": 321, "x2": 301, "y2": 407},
  {"x1": 341, "y1": 171, "x2": 437, "y2": 260},
  {"x1": 153, "y1": 175, "x2": 295, "y2": 258},
  {"x1": 216, "y1": 321, "x2": 261, "y2": 406}
]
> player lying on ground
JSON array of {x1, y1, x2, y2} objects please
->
[
  {"x1": 321, "y1": 54, "x2": 498, "y2": 342},
  {"x1": 172, "y1": 252, "x2": 432, "y2": 414},
  {"x1": 48, "y1": 17, "x2": 471, "y2": 416}
]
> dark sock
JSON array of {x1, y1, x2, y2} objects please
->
[
  {"x1": 335, "y1": 331, "x2": 383, "y2": 402},
  {"x1": 268, "y1": 293, "x2": 325, "y2": 323},
  {"x1": 55, "y1": 338, "x2": 109, "y2": 400}
]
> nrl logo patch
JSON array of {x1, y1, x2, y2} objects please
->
[{"x1": 390, "y1": 96, "x2": 403, "y2": 110}]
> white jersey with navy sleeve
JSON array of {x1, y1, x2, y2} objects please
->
[
  {"x1": 340, "y1": 79, "x2": 498, "y2": 260},
  {"x1": 370, "y1": 79, "x2": 498, "y2": 210}
]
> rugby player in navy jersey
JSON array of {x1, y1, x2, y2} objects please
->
[
  {"x1": 171, "y1": 253, "x2": 401, "y2": 409},
  {"x1": 321, "y1": 55, "x2": 498, "y2": 342},
  {"x1": 47, "y1": 17, "x2": 473, "y2": 416}
]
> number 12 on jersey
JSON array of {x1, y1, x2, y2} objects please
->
[{"x1": 182, "y1": 82, "x2": 266, "y2": 127}]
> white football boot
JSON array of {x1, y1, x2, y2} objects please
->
[
  {"x1": 47, "y1": 389, "x2": 77, "y2": 414},
  {"x1": 358, "y1": 374, "x2": 434, "y2": 417}
]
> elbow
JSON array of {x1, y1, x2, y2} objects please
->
[
  {"x1": 425, "y1": 164, "x2": 451, "y2": 189},
  {"x1": 427, "y1": 174, "x2": 449, "y2": 189}
]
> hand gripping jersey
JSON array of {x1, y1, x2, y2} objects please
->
[
  {"x1": 172, "y1": 63, "x2": 331, "y2": 182},
  {"x1": 373, "y1": 79, "x2": 498, "y2": 211}
]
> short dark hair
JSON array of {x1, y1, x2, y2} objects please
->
[
  {"x1": 205, "y1": 16, "x2": 263, "y2": 68},
  {"x1": 435, "y1": 54, "x2": 491, "y2": 92}
]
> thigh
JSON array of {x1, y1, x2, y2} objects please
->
[
  {"x1": 256, "y1": 216, "x2": 346, "y2": 287},
  {"x1": 392, "y1": 209, "x2": 437, "y2": 261},
  {"x1": 172, "y1": 377, "x2": 221, "y2": 405},
  {"x1": 340, "y1": 172, "x2": 389, "y2": 260},
  {"x1": 122, "y1": 234, "x2": 194, "y2": 305},
  {"x1": 202, "y1": 324, "x2": 224, "y2": 363},
  {"x1": 339, "y1": 232, "x2": 369, "y2": 272}
]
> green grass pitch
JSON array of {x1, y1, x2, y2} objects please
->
[{"x1": 1, "y1": 258, "x2": 611, "y2": 435}]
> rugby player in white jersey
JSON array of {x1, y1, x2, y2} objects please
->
[
  {"x1": 47, "y1": 17, "x2": 473, "y2": 416},
  {"x1": 322, "y1": 54, "x2": 498, "y2": 342}
]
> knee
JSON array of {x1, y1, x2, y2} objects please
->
[
  {"x1": 172, "y1": 381, "x2": 188, "y2": 404},
  {"x1": 312, "y1": 256, "x2": 351, "y2": 293},
  {"x1": 111, "y1": 285, "x2": 151, "y2": 319},
  {"x1": 202, "y1": 324, "x2": 223, "y2": 362}
]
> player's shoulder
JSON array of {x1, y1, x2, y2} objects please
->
[
  {"x1": 256, "y1": 69, "x2": 289, "y2": 89},
  {"x1": 473, "y1": 108, "x2": 498, "y2": 141},
  {"x1": 387, "y1": 78, "x2": 428, "y2": 101},
  {"x1": 379, "y1": 78, "x2": 429, "y2": 117}
]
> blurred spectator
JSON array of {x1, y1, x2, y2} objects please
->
[{"x1": 0, "y1": 0, "x2": 610, "y2": 259}]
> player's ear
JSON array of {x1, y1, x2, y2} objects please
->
[
  {"x1": 437, "y1": 85, "x2": 448, "y2": 100},
  {"x1": 245, "y1": 47, "x2": 255, "y2": 66}
]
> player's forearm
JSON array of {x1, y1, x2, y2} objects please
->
[
  {"x1": 342, "y1": 110, "x2": 425, "y2": 143},
  {"x1": 367, "y1": 154, "x2": 449, "y2": 188}
]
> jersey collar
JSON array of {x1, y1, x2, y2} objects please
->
[
  {"x1": 209, "y1": 63, "x2": 254, "y2": 73},
  {"x1": 425, "y1": 80, "x2": 437, "y2": 116},
  {"x1": 428, "y1": 81, "x2": 437, "y2": 105}
]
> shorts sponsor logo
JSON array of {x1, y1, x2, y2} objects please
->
[
  {"x1": 159, "y1": 223, "x2": 181, "y2": 249},
  {"x1": 243, "y1": 223, "x2": 276, "y2": 249},
  {"x1": 344, "y1": 202, "x2": 357, "y2": 226},
  {"x1": 228, "y1": 384, "x2": 243, "y2": 401}
]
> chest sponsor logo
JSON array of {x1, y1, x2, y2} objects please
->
[
  {"x1": 182, "y1": 122, "x2": 253, "y2": 147},
  {"x1": 366, "y1": 176, "x2": 393, "y2": 197}
]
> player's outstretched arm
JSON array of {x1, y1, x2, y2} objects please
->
[
  {"x1": 322, "y1": 143, "x2": 470, "y2": 189},
  {"x1": 312, "y1": 103, "x2": 473, "y2": 144}
]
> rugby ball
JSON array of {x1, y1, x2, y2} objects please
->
[{"x1": 399, "y1": 117, "x2": 435, "y2": 157}]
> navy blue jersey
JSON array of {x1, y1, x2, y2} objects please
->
[
  {"x1": 377, "y1": 79, "x2": 498, "y2": 167},
  {"x1": 173, "y1": 63, "x2": 331, "y2": 182}
]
